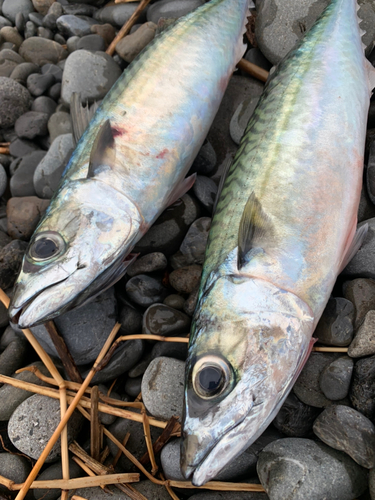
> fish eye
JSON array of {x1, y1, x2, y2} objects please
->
[
  {"x1": 28, "y1": 232, "x2": 65, "y2": 262},
  {"x1": 192, "y1": 355, "x2": 233, "y2": 399}
]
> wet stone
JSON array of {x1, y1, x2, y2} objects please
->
[
  {"x1": 115, "y1": 21, "x2": 156, "y2": 63},
  {"x1": 192, "y1": 175, "x2": 217, "y2": 214},
  {"x1": 127, "y1": 350, "x2": 152, "y2": 378},
  {"x1": 0, "y1": 240, "x2": 28, "y2": 288},
  {"x1": 77, "y1": 33, "x2": 105, "y2": 51},
  {"x1": 0, "y1": 76, "x2": 32, "y2": 129},
  {"x1": 8, "y1": 394, "x2": 83, "y2": 462},
  {"x1": 127, "y1": 252, "x2": 167, "y2": 277},
  {"x1": 313, "y1": 405, "x2": 375, "y2": 469},
  {"x1": 56, "y1": 14, "x2": 98, "y2": 37},
  {"x1": 27, "y1": 72, "x2": 55, "y2": 96},
  {"x1": 293, "y1": 352, "x2": 339, "y2": 407},
  {"x1": 169, "y1": 264, "x2": 202, "y2": 294},
  {"x1": 343, "y1": 278, "x2": 375, "y2": 329},
  {"x1": 314, "y1": 297, "x2": 354, "y2": 346},
  {"x1": 177, "y1": 216, "x2": 211, "y2": 266},
  {"x1": 124, "y1": 375, "x2": 142, "y2": 398},
  {"x1": 19, "y1": 37, "x2": 68, "y2": 65},
  {"x1": 7, "y1": 196, "x2": 49, "y2": 240},
  {"x1": 142, "y1": 303, "x2": 191, "y2": 336},
  {"x1": 118, "y1": 303, "x2": 143, "y2": 335},
  {"x1": 62, "y1": 4, "x2": 96, "y2": 16},
  {"x1": 142, "y1": 356, "x2": 185, "y2": 420},
  {"x1": 350, "y1": 355, "x2": 375, "y2": 420},
  {"x1": 134, "y1": 194, "x2": 201, "y2": 256},
  {"x1": 125, "y1": 274, "x2": 168, "y2": 308},
  {"x1": 0, "y1": 454, "x2": 31, "y2": 491},
  {"x1": 147, "y1": 0, "x2": 204, "y2": 24},
  {"x1": 319, "y1": 356, "x2": 354, "y2": 401},
  {"x1": 348, "y1": 310, "x2": 375, "y2": 357},
  {"x1": 163, "y1": 294, "x2": 185, "y2": 310},
  {"x1": 257, "y1": 437, "x2": 368, "y2": 500},
  {"x1": 151, "y1": 336, "x2": 187, "y2": 361},
  {"x1": 273, "y1": 392, "x2": 321, "y2": 437},
  {"x1": 15, "y1": 111, "x2": 49, "y2": 140}
]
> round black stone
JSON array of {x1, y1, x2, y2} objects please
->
[
  {"x1": 199, "y1": 366, "x2": 223, "y2": 394},
  {"x1": 32, "y1": 238, "x2": 58, "y2": 259}
]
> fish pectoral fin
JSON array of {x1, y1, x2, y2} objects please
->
[
  {"x1": 166, "y1": 173, "x2": 197, "y2": 207},
  {"x1": 71, "y1": 93, "x2": 97, "y2": 146},
  {"x1": 237, "y1": 192, "x2": 274, "y2": 270},
  {"x1": 88, "y1": 119, "x2": 116, "y2": 178},
  {"x1": 339, "y1": 223, "x2": 368, "y2": 273}
]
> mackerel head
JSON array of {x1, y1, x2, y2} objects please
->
[
  {"x1": 181, "y1": 0, "x2": 375, "y2": 486},
  {"x1": 9, "y1": 0, "x2": 252, "y2": 327}
]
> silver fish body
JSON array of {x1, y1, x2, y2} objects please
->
[
  {"x1": 181, "y1": 0, "x2": 375, "y2": 486},
  {"x1": 9, "y1": 0, "x2": 251, "y2": 328}
]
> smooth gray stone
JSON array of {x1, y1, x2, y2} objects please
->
[
  {"x1": 127, "y1": 350, "x2": 152, "y2": 378},
  {"x1": 319, "y1": 356, "x2": 353, "y2": 401},
  {"x1": 66, "y1": 34, "x2": 80, "y2": 52},
  {"x1": 141, "y1": 356, "x2": 185, "y2": 419},
  {"x1": 124, "y1": 374, "x2": 142, "y2": 397},
  {"x1": 0, "y1": 326, "x2": 19, "y2": 349},
  {"x1": 33, "y1": 459, "x2": 82, "y2": 500},
  {"x1": 370, "y1": 468, "x2": 375, "y2": 500},
  {"x1": 192, "y1": 175, "x2": 217, "y2": 214},
  {"x1": 25, "y1": 20, "x2": 37, "y2": 38},
  {"x1": 107, "y1": 414, "x2": 163, "y2": 471},
  {"x1": 33, "y1": 133, "x2": 74, "y2": 198},
  {"x1": 151, "y1": 336, "x2": 187, "y2": 361},
  {"x1": 0, "y1": 240, "x2": 28, "y2": 289},
  {"x1": 6, "y1": 196, "x2": 49, "y2": 240},
  {"x1": 125, "y1": 274, "x2": 168, "y2": 307},
  {"x1": 313, "y1": 405, "x2": 375, "y2": 468},
  {"x1": 41, "y1": 62, "x2": 63, "y2": 81},
  {"x1": 348, "y1": 310, "x2": 375, "y2": 357},
  {"x1": 314, "y1": 297, "x2": 354, "y2": 346},
  {"x1": 255, "y1": 0, "x2": 331, "y2": 65},
  {"x1": 19, "y1": 37, "x2": 68, "y2": 65},
  {"x1": 2, "y1": 0, "x2": 33, "y2": 23},
  {"x1": 244, "y1": 47, "x2": 273, "y2": 71},
  {"x1": 0, "y1": 16, "x2": 12, "y2": 28},
  {"x1": 94, "y1": 3, "x2": 139, "y2": 27},
  {"x1": 97, "y1": 386, "x2": 121, "y2": 425},
  {"x1": 9, "y1": 394, "x2": 83, "y2": 462},
  {"x1": 77, "y1": 33, "x2": 105, "y2": 51},
  {"x1": 257, "y1": 438, "x2": 368, "y2": 500},
  {"x1": 0, "y1": 295, "x2": 9, "y2": 328},
  {"x1": 0, "y1": 48, "x2": 24, "y2": 64},
  {"x1": 0, "y1": 163, "x2": 7, "y2": 198},
  {"x1": 28, "y1": 12, "x2": 44, "y2": 26},
  {"x1": 293, "y1": 352, "x2": 339, "y2": 407},
  {"x1": 62, "y1": 4, "x2": 97, "y2": 16},
  {"x1": 61, "y1": 50, "x2": 121, "y2": 104},
  {"x1": 27, "y1": 72, "x2": 55, "y2": 96},
  {"x1": 47, "y1": 111, "x2": 72, "y2": 143},
  {"x1": 0, "y1": 76, "x2": 32, "y2": 128},
  {"x1": 367, "y1": 139, "x2": 375, "y2": 203},
  {"x1": 230, "y1": 96, "x2": 261, "y2": 145},
  {"x1": 0, "y1": 58, "x2": 18, "y2": 77},
  {"x1": 147, "y1": 0, "x2": 204, "y2": 24},
  {"x1": 11, "y1": 151, "x2": 47, "y2": 197},
  {"x1": 142, "y1": 303, "x2": 191, "y2": 336},
  {"x1": 0, "y1": 338, "x2": 27, "y2": 377},
  {"x1": 70, "y1": 482, "x2": 170, "y2": 500},
  {"x1": 86, "y1": 339, "x2": 145, "y2": 384},
  {"x1": 15, "y1": 111, "x2": 49, "y2": 139},
  {"x1": 350, "y1": 354, "x2": 375, "y2": 420},
  {"x1": 169, "y1": 264, "x2": 202, "y2": 294},
  {"x1": 48, "y1": 81, "x2": 61, "y2": 100},
  {"x1": 10, "y1": 62, "x2": 40, "y2": 84},
  {"x1": 56, "y1": 14, "x2": 98, "y2": 37},
  {"x1": 187, "y1": 493, "x2": 268, "y2": 500},
  {"x1": 343, "y1": 218, "x2": 375, "y2": 279},
  {"x1": 118, "y1": 303, "x2": 143, "y2": 335},
  {"x1": 343, "y1": 278, "x2": 375, "y2": 329},
  {"x1": 189, "y1": 139, "x2": 217, "y2": 176},
  {"x1": 127, "y1": 252, "x2": 167, "y2": 278},
  {"x1": 32, "y1": 95, "x2": 57, "y2": 117},
  {"x1": 178, "y1": 217, "x2": 211, "y2": 266},
  {"x1": 134, "y1": 194, "x2": 201, "y2": 256},
  {"x1": 0, "y1": 454, "x2": 31, "y2": 491},
  {"x1": 0, "y1": 361, "x2": 51, "y2": 420},
  {"x1": 115, "y1": 21, "x2": 156, "y2": 63},
  {"x1": 273, "y1": 392, "x2": 321, "y2": 437},
  {"x1": 163, "y1": 294, "x2": 185, "y2": 310},
  {"x1": 38, "y1": 26, "x2": 54, "y2": 39}
]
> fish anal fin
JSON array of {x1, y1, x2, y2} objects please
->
[
  {"x1": 237, "y1": 192, "x2": 273, "y2": 270},
  {"x1": 339, "y1": 222, "x2": 368, "y2": 273},
  {"x1": 88, "y1": 119, "x2": 116, "y2": 178},
  {"x1": 166, "y1": 173, "x2": 196, "y2": 207},
  {"x1": 71, "y1": 93, "x2": 97, "y2": 146}
]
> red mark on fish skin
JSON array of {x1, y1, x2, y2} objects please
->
[
  {"x1": 156, "y1": 148, "x2": 168, "y2": 159},
  {"x1": 111, "y1": 126, "x2": 127, "y2": 137}
]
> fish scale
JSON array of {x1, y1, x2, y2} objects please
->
[{"x1": 182, "y1": 0, "x2": 375, "y2": 487}]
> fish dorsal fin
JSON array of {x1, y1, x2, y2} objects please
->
[
  {"x1": 213, "y1": 157, "x2": 232, "y2": 214},
  {"x1": 70, "y1": 92, "x2": 94, "y2": 146},
  {"x1": 88, "y1": 119, "x2": 116, "y2": 178},
  {"x1": 237, "y1": 192, "x2": 273, "y2": 270}
]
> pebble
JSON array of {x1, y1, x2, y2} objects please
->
[
  {"x1": 0, "y1": 26, "x2": 23, "y2": 49},
  {"x1": 151, "y1": 336, "x2": 187, "y2": 361},
  {"x1": 135, "y1": 194, "x2": 201, "y2": 255},
  {"x1": 32, "y1": 0, "x2": 54, "y2": 15},
  {"x1": 124, "y1": 375, "x2": 142, "y2": 397},
  {"x1": 15, "y1": 111, "x2": 49, "y2": 139},
  {"x1": 189, "y1": 139, "x2": 217, "y2": 176},
  {"x1": 0, "y1": 230, "x2": 11, "y2": 252},
  {"x1": 10, "y1": 150, "x2": 46, "y2": 197},
  {"x1": 90, "y1": 23, "x2": 116, "y2": 47},
  {"x1": 19, "y1": 37, "x2": 68, "y2": 65},
  {"x1": 230, "y1": 96, "x2": 261, "y2": 145},
  {"x1": 34, "y1": 94, "x2": 57, "y2": 114},
  {"x1": 127, "y1": 350, "x2": 152, "y2": 378},
  {"x1": 77, "y1": 33, "x2": 105, "y2": 51},
  {"x1": 47, "y1": 111, "x2": 72, "y2": 143},
  {"x1": 127, "y1": 252, "x2": 167, "y2": 278},
  {"x1": 370, "y1": 468, "x2": 375, "y2": 500},
  {"x1": 0, "y1": 338, "x2": 27, "y2": 376},
  {"x1": 348, "y1": 310, "x2": 375, "y2": 357},
  {"x1": 147, "y1": 0, "x2": 205, "y2": 24},
  {"x1": 56, "y1": 14, "x2": 98, "y2": 37},
  {"x1": 0, "y1": 239, "x2": 28, "y2": 288},
  {"x1": 343, "y1": 218, "x2": 375, "y2": 278},
  {"x1": 48, "y1": 81, "x2": 61, "y2": 100},
  {"x1": 7, "y1": 196, "x2": 49, "y2": 240},
  {"x1": 169, "y1": 264, "x2": 202, "y2": 294},
  {"x1": 244, "y1": 47, "x2": 273, "y2": 71},
  {"x1": 0, "y1": 76, "x2": 32, "y2": 128},
  {"x1": 61, "y1": 49, "x2": 121, "y2": 104},
  {"x1": 33, "y1": 459, "x2": 82, "y2": 500},
  {"x1": 293, "y1": 352, "x2": 339, "y2": 407},
  {"x1": 33, "y1": 133, "x2": 74, "y2": 198},
  {"x1": 9, "y1": 138, "x2": 41, "y2": 158},
  {"x1": 273, "y1": 392, "x2": 321, "y2": 437},
  {"x1": 126, "y1": 274, "x2": 168, "y2": 308},
  {"x1": 115, "y1": 21, "x2": 156, "y2": 63},
  {"x1": 319, "y1": 356, "x2": 354, "y2": 401},
  {"x1": 356, "y1": 186, "x2": 374, "y2": 224},
  {"x1": 188, "y1": 494, "x2": 268, "y2": 500},
  {"x1": 142, "y1": 303, "x2": 191, "y2": 336},
  {"x1": 183, "y1": 288, "x2": 198, "y2": 315},
  {"x1": 0, "y1": 454, "x2": 31, "y2": 490},
  {"x1": 343, "y1": 278, "x2": 375, "y2": 329},
  {"x1": 118, "y1": 303, "x2": 143, "y2": 335},
  {"x1": 94, "y1": 3, "x2": 140, "y2": 28},
  {"x1": 2, "y1": 0, "x2": 34, "y2": 23},
  {"x1": 192, "y1": 175, "x2": 218, "y2": 214},
  {"x1": 142, "y1": 356, "x2": 185, "y2": 419},
  {"x1": 0, "y1": 163, "x2": 7, "y2": 197},
  {"x1": 0, "y1": 361, "x2": 51, "y2": 420},
  {"x1": 27, "y1": 72, "x2": 55, "y2": 96},
  {"x1": 177, "y1": 216, "x2": 211, "y2": 266},
  {"x1": 28, "y1": 12, "x2": 44, "y2": 27},
  {"x1": 314, "y1": 297, "x2": 354, "y2": 346},
  {"x1": 24, "y1": 20, "x2": 37, "y2": 38},
  {"x1": 8, "y1": 394, "x2": 83, "y2": 462},
  {"x1": 313, "y1": 405, "x2": 375, "y2": 469},
  {"x1": 10, "y1": 62, "x2": 40, "y2": 84},
  {"x1": 37, "y1": 26, "x2": 53, "y2": 39},
  {"x1": 163, "y1": 294, "x2": 185, "y2": 310},
  {"x1": 350, "y1": 355, "x2": 375, "y2": 420},
  {"x1": 41, "y1": 62, "x2": 62, "y2": 81},
  {"x1": 71, "y1": 483, "x2": 170, "y2": 500},
  {"x1": 0, "y1": 58, "x2": 18, "y2": 77},
  {"x1": 62, "y1": 4, "x2": 96, "y2": 16},
  {"x1": 257, "y1": 437, "x2": 367, "y2": 500},
  {"x1": 0, "y1": 16, "x2": 12, "y2": 28}
]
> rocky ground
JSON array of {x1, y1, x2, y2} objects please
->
[{"x1": 1, "y1": 0, "x2": 375, "y2": 499}]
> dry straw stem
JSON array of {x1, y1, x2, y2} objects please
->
[
  {"x1": 142, "y1": 409, "x2": 158, "y2": 475},
  {"x1": 90, "y1": 386, "x2": 101, "y2": 461},
  {"x1": 139, "y1": 415, "x2": 179, "y2": 467},
  {"x1": 2, "y1": 474, "x2": 140, "y2": 490},
  {"x1": 72, "y1": 456, "x2": 111, "y2": 493},
  {"x1": 106, "y1": 0, "x2": 152, "y2": 55},
  {"x1": 237, "y1": 58, "x2": 269, "y2": 83},
  {"x1": 112, "y1": 432, "x2": 130, "y2": 468},
  {"x1": 160, "y1": 473, "x2": 180, "y2": 500},
  {"x1": 313, "y1": 347, "x2": 348, "y2": 352},
  {"x1": 0, "y1": 147, "x2": 9, "y2": 154}
]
